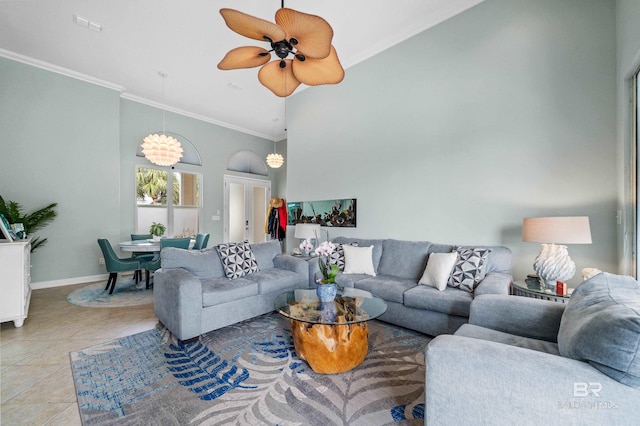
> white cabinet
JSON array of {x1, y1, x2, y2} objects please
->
[{"x1": 0, "y1": 236, "x2": 32, "y2": 327}]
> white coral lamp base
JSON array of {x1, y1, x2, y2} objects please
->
[{"x1": 533, "y1": 243, "x2": 576, "y2": 289}]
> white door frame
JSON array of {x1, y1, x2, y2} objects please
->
[{"x1": 223, "y1": 175, "x2": 271, "y2": 243}]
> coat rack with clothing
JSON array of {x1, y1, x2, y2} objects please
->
[{"x1": 265, "y1": 197, "x2": 287, "y2": 241}]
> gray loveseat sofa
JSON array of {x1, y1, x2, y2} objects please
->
[
  {"x1": 310, "y1": 237, "x2": 513, "y2": 336},
  {"x1": 425, "y1": 272, "x2": 640, "y2": 425},
  {"x1": 154, "y1": 240, "x2": 309, "y2": 342}
]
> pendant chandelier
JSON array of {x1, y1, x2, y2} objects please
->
[
  {"x1": 266, "y1": 140, "x2": 284, "y2": 168},
  {"x1": 141, "y1": 72, "x2": 184, "y2": 167},
  {"x1": 266, "y1": 112, "x2": 285, "y2": 169},
  {"x1": 217, "y1": 1, "x2": 344, "y2": 97}
]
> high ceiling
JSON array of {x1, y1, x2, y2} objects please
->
[{"x1": 0, "y1": 0, "x2": 483, "y2": 140}]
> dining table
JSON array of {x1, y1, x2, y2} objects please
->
[
  {"x1": 118, "y1": 238, "x2": 196, "y2": 253},
  {"x1": 118, "y1": 240, "x2": 162, "y2": 253}
]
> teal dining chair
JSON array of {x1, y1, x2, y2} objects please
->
[
  {"x1": 141, "y1": 237, "x2": 191, "y2": 288},
  {"x1": 192, "y1": 233, "x2": 210, "y2": 250},
  {"x1": 97, "y1": 238, "x2": 142, "y2": 294},
  {"x1": 131, "y1": 233, "x2": 154, "y2": 283}
]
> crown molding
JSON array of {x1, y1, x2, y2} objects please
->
[
  {"x1": 120, "y1": 93, "x2": 277, "y2": 141},
  {"x1": 0, "y1": 48, "x2": 126, "y2": 92},
  {"x1": 1, "y1": 49, "x2": 279, "y2": 141}
]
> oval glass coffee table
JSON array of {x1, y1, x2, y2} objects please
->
[{"x1": 275, "y1": 289, "x2": 387, "y2": 374}]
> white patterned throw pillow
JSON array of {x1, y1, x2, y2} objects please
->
[
  {"x1": 447, "y1": 247, "x2": 492, "y2": 292},
  {"x1": 215, "y1": 240, "x2": 259, "y2": 279}
]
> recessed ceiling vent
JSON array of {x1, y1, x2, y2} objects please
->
[{"x1": 73, "y1": 14, "x2": 102, "y2": 32}]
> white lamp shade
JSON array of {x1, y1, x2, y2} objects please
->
[
  {"x1": 522, "y1": 216, "x2": 592, "y2": 244},
  {"x1": 294, "y1": 223, "x2": 320, "y2": 240}
]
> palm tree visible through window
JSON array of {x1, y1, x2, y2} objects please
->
[{"x1": 136, "y1": 167, "x2": 201, "y2": 237}]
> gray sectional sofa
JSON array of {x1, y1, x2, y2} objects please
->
[
  {"x1": 309, "y1": 237, "x2": 513, "y2": 336},
  {"x1": 425, "y1": 272, "x2": 640, "y2": 424},
  {"x1": 153, "y1": 240, "x2": 309, "y2": 342}
]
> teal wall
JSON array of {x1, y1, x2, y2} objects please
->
[
  {"x1": 0, "y1": 57, "x2": 121, "y2": 284},
  {"x1": 286, "y1": 0, "x2": 618, "y2": 285},
  {"x1": 0, "y1": 57, "x2": 278, "y2": 285}
]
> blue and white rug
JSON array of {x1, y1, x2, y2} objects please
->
[
  {"x1": 70, "y1": 313, "x2": 429, "y2": 425},
  {"x1": 67, "y1": 279, "x2": 153, "y2": 308}
]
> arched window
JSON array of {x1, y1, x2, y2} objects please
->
[{"x1": 135, "y1": 133, "x2": 202, "y2": 237}]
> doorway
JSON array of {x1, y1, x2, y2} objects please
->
[{"x1": 224, "y1": 175, "x2": 271, "y2": 243}]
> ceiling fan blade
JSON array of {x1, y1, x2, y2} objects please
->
[
  {"x1": 292, "y1": 46, "x2": 344, "y2": 86},
  {"x1": 275, "y1": 8, "x2": 333, "y2": 59},
  {"x1": 220, "y1": 8, "x2": 286, "y2": 42},
  {"x1": 218, "y1": 46, "x2": 271, "y2": 70},
  {"x1": 258, "y1": 60, "x2": 301, "y2": 97}
]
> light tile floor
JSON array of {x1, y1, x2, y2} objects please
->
[{"x1": 1, "y1": 282, "x2": 157, "y2": 425}]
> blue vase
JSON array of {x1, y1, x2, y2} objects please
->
[{"x1": 316, "y1": 283, "x2": 337, "y2": 303}]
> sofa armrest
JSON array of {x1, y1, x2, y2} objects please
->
[
  {"x1": 473, "y1": 272, "x2": 512, "y2": 296},
  {"x1": 426, "y1": 335, "x2": 640, "y2": 425},
  {"x1": 153, "y1": 268, "x2": 203, "y2": 341},
  {"x1": 469, "y1": 294, "x2": 565, "y2": 342},
  {"x1": 273, "y1": 255, "x2": 311, "y2": 286}
]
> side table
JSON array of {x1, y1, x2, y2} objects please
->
[{"x1": 511, "y1": 280, "x2": 571, "y2": 304}]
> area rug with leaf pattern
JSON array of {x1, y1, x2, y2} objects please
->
[{"x1": 70, "y1": 312, "x2": 430, "y2": 425}]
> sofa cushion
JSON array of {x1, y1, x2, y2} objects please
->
[
  {"x1": 343, "y1": 245, "x2": 376, "y2": 276},
  {"x1": 448, "y1": 247, "x2": 492, "y2": 292},
  {"x1": 403, "y1": 285, "x2": 473, "y2": 317},
  {"x1": 558, "y1": 272, "x2": 640, "y2": 389},
  {"x1": 333, "y1": 237, "x2": 384, "y2": 272},
  {"x1": 215, "y1": 240, "x2": 259, "y2": 279},
  {"x1": 245, "y1": 268, "x2": 304, "y2": 294},
  {"x1": 419, "y1": 252, "x2": 458, "y2": 291},
  {"x1": 201, "y1": 277, "x2": 259, "y2": 307},
  {"x1": 250, "y1": 240, "x2": 282, "y2": 269},
  {"x1": 456, "y1": 324, "x2": 560, "y2": 356},
  {"x1": 160, "y1": 247, "x2": 224, "y2": 279},
  {"x1": 377, "y1": 239, "x2": 433, "y2": 280},
  {"x1": 332, "y1": 272, "x2": 369, "y2": 288},
  {"x1": 355, "y1": 275, "x2": 416, "y2": 304}
]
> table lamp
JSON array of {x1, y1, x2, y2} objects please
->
[
  {"x1": 522, "y1": 216, "x2": 592, "y2": 290},
  {"x1": 294, "y1": 223, "x2": 321, "y2": 255}
]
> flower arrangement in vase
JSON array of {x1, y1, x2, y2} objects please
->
[
  {"x1": 315, "y1": 241, "x2": 339, "y2": 302},
  {"x1": 299, "y1": 238, "x2": 314, "y2": 256}
]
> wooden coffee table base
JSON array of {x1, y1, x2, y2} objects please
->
[{"x1": 290, "y1": 319, "x2": 369, "y2": 374}]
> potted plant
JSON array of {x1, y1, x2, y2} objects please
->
[
  {"x1": 315, "y1": 241, "x2": 340, "y2": 302},
  {"x1": 149, "y1": 222, "x2": 166, "y2": 241},
  {"x1": 0, "y1": 195, "x2": 57, "y2": 252}
]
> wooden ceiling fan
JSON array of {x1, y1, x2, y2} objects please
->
[{"x1": 217, "y1": 3, "x2": 344, "y2": 97}]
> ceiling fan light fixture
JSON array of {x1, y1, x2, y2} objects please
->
[{"x1": 217, "y1": 6, "x2": 344, "y2": 97}]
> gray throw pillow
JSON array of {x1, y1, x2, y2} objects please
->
[{"x1": 558, "y1": 272, "x2": 640, "y2": 389}]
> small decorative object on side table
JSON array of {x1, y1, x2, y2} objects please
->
[{"x1": 511, "y1": 279, "x2": 571, "y2": 304}]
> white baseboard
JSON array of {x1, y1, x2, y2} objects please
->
[{"x1": 31, "y1": 274, "x2": 110, "y2": 290}]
